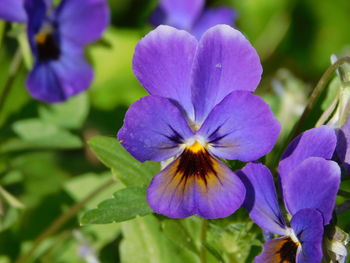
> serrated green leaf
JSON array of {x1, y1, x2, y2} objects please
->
[
  {"x1": 38, "y1": 93, "x2": 89, "y2": 130},
  {"x1": 88, "y1": 136, "x2": 159, "y2": 186},
  {"x1": 81, "y1": 186, "x2": 152, "y2": 224}
]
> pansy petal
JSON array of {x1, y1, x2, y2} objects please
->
[
  {"x1": 198, "y1": 91, "x2": 280, "y2": 161},
  {"x1": 191, "y1": 25, "x2": 262, "y2": 123},
  {"x1": 156, "y1": 0, "x2": 204, "y2": 29},
  {"x1": 27, "y1": 48, "x2": 93, "y2": 103},
  {"x1": 118, "y1": 96, "x2": 194, "y2": 162},
  {"x1": 133, "y1": 26, "x2": 197, "y2": 119},
  {"x1": 0, "y1": 0, "x2": 26, "y2": 23},
  {"x1": 291, "y1": 209, "x2": 324, "y2": 263},
  {"x1": 279, "y1": 125, "x2": 337, "y2": 177},
  {"x1": 191, "y1": 7, "x2": 236, "y2": 39},
  {"x1": 56, "y1": 0, "x2": 109, "y2": 46},
  {"x1": 255, "y1": 237, "x2": 299, "y2": 263},
  {"x1": 336, "y1": 117, "x2": 350, "y2": 173},
  {"x1": 282, "y1": 157, "x2": 340, "y2": 225},
  {"x1": 147, "y1": 146, "x2": 245, "y2": 218},
  {"x1": 238, "y1": 163, "x2": 287, "y2": 235}
]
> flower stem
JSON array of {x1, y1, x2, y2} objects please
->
[
  {"x1": 281, "y1": 57, "x2": 350, "y2": 157},
  {"x1": 200, "y1": 219, "x2": 208, "y2": 263},
  {"x1": 0, "y1": 48, "x2": 23, "y2": 115},
  {"x1": 14, "y1": 177, "x2": 115, "y2": 263}
]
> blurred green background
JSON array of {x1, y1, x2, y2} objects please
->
[{"x1": 0, "y1": 0, "x2": 350, "y2": 262}]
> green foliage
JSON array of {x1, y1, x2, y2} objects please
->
[
  {"x1": 88, "y1": 136, "x2": 159, "y2": 186},
  {"x1": 81, "y1": 186, "x2": 152, "y2": 224}
]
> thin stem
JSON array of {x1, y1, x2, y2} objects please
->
[
  {"x1": 200, "y1": 219, "x2": 208, "y2": 263},
  {"x1": 0, "y1": 48, "x2": 23, "y2": 115},
  {"x1": 281, "y1": 57, "x2": 350, "y2": 157},
  {"x1": 14, "y1": 178, "x2": 115, "y2": 263},
  {"x1": 338, "y1": 189, "x2": 350, "y2": 199}
]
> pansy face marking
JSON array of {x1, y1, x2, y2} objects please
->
[
  {"x1": 239, "y1": 126, "x2": 341, "y2": 262},
  {"x1": 35, "y1": 23, "x2": 60, "y2": 61},
  {"x1": 0, "y1": 0, "x2": 109, "y2": 103},
  {"x1": 118, "y1": 25, "x2": 281, "y2": 219}
]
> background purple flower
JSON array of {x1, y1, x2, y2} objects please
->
[
  {"x1": 118, "y1": 25, "x2": 281, "y2": 219},
  {"x1": 150, "y1": 0, "x2": 236, "y2": 39},
  {"x1": 239, "y1": 126, "x2": 341, "y2": 262},
  {"x1": 0, "y1": 0, "x2": 109, "y2": 103}
]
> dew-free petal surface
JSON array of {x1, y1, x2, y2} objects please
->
[
  {"x1": 56, "y1": 0, "x2": 109, "y2": 46},
  {"x1": 238, "y1": 163, "x2": 287, "y2": 235},
  {"x1": 282, "y1": 157, "x2": 340, "y2": 225},
  {"x1": 0, "y1": 0, "x2": 27, "y2": 23},
  {"x1": 191, "y1": 7, "x2": 236, "y2": 39},
  {"x1": 279, "y1": 126, "x2": 337, "y2": 177},
  {"x1": 118, "y1": 96, "x2": 194, "y2": 162},
  {"x1": 133, "y1": 26, "x2": 197, "y2": 119},
  {"x1": 198, "y1": 91, "x2": 280, "y2": 161},
  {"x1": 147, "y1": 148, "x2": 245, "y2": 218}
]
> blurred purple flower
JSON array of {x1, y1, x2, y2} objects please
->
[
  {"x1": 239, "y1": 126, "x2": 341, "y2": 262},
  {"x1": 150, "y1": 0, "x2": 236, "y2": 39},
  {"x1": 0, "y1": 0, "x2": 109, "y2": 103},
  {"x1": 118, "y1": 25, "x2": 281, "y2": 219}
]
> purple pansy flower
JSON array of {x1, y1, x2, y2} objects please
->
[
  {"x1": 0, "y1": 0, "x2": 109, "y2": 103},
  {"x1": 150, "y1": 0, "x2": 236, "y2": 39},
  {"x1": 336, "y1": 117, "x2": 350, "y2": 174},
  {"x1": 239, "y1": 126, "x2": 341, "y2": 262},
  {"x1": 118, "y1": 25, "x2": 281, "y2": 219}
]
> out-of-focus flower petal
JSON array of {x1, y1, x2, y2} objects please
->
[
  {"x1": 118, "y1": 96, "x2": 194, "y2": 162},
  {"x1": 133, "y1": 26, "x2": 198, "y2": 119},
  {"x1": 0, "y1": 0, "x2": 27, "y2": 23},
  {"x1": 26, "y1": 47, "x2": 93, "y2": 103},
  {"x1": 56, "y1": 0, "x2": 109, "y2": 46},
  {"x1": 255, "y1": 237, "x2": 298, "y2": 263},
  {"x1": 153, "y1": 0, "x2": 204, "y2": 30},
  {"x1": 282, "y1": 157, "x2": 340, "y2": 225},
  {"x1": 191, "y1": 7, "x2": 236, "y2": 39},
  {"x1": 291, "y1": 209, "x2": 324, "y2": 263},
  {"x1": 147, "y1": 147, "x2": 245, "y2": 218},
  {"x1": 279, "y1": 126, "x2": 337, "y2": 177},
  {"x1": 191, "y1": 25, "x2": 262, "y2": 123},
  {"x1": 238, "y1": 163, "x2": 287, "y2": 235},
  {"x1": 336, "y1": 117, "x2": 350, "y2": 173},
  {"x1": 198, "y1": 91, "x2": 280, "y2": 161}
]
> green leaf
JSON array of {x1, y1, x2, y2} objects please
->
[
  {"x1": 80, "y1": 186, "x2": 152, "y2": 224},
  {"x1": 88, "y1": 136, "x2": 159, "y2": 186},
  {"x1": 38, "y1": 93, "x2": 89, "y2": 130},
  {"x1": 120, "y1": 215, "x2": 199, "y2": 263},
  {"x1": 0, "y1": 119, "x2": 83, "y2": 153}
]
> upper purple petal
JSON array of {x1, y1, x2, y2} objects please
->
[
  {"x1": 198, "y1": 91, "x2": 281, "y2": 161},
  {"x1": 118, "y1": 96, "x2": 194, "y2": 162},
  {"x1": 55, "y1": 0, "x2": 109, "y2": 46},
  {"x1": 147, "y1": 149, "x2": 245, "y2": 219},
  {"x1": 238, "y1": 163, "x2": 287, "y2": 235},
  {"x1": 191, "y1": 25, "x2": 262, "y2": 124},
  {"x1": 0, "y1": 0, "x2": 27, "y2": 23},
  {"x1": 336, "y1": 117, "x2": 350, "y2": 173},
  {"x1": 153, "y1": 0, "x2": 204, "y2": 30},
  {"x1": 279, "y1": 125, "x2": 337, "y2": 178},
  {"x1": 291, "y1": 209, "x2": 324, "y2": 263},
  {"x1": 132, "y1": 26, "x2": 198, "y2": 120},
  {"x1": 281, "y1": 157, "x2": 340, "y2": 225},
  {"x1": 191, "y1": 7, "x2": 237, "y2": 39},
  {"x1": 26, "y1": 44, "x2": 93, "y2": 103}
]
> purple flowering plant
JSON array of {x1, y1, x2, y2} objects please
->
[
  {"x1": 117, "y1": 24, "x2": 281, "y2": 219},
  {"x1": 239, "y1": 126, "x2": 341, "y2": 262},
  {"x1": 0, "y1": 0, "x2": 109, "y2": 103},
  {"x1": 150, "y1": 0, "x2": 236, "y2": 39}
]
